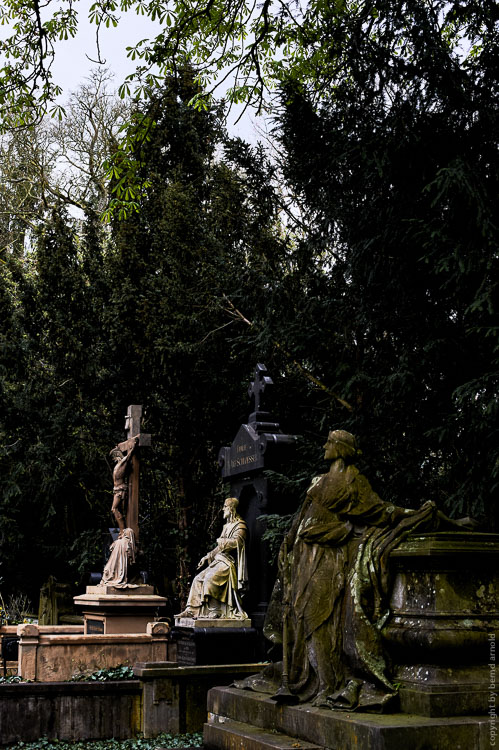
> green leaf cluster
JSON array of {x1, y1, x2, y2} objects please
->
[
  {"x1": 3, "y1": 733, "x2": 203, "y2": 750},
  {"x1": 70, "y1": 664, "x2": 135, "y2": 682}
]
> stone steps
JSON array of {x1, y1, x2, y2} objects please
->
[
  {"x1": 204, "y1": 717, "x2": 323, "y2": 750},
  {"x1": 204, "y1": 686, "x2": 492, "y2": 750}
]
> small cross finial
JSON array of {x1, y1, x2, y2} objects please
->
[{"x1": 248, "y1": 363, "x2": 274, "y2": 413}]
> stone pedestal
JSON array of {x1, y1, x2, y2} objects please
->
[
  {"x1": 135, "y1": 661, "x2": 267, "y2": 736},
  {"x1": 74, "y1": 585, "x2": 167, "y2": 634},
  {"x1": 204, "y1": 686, "x2": 492, "y2": 750},
  {"x1": 174, "y1": 616, "x2": 252, "y2": 629},
  {"x1": 383, "y1": 531, "x2": 499, "y2": 716},
  {"x1": 171, "y1": 622, "x2": 257, "y2": 666}
]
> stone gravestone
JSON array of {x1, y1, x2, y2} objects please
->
[
  {"x1": 171, "y1": 364, "x2": 297, "y2": 665},
  {"x1": 218, "y1": 363, "x2": 298, "y2": 630},
  {"x1": 74, "y1": 405, "x2": 166, "y2": 633},
  {"x1": 38, "y1": 576, "x2": 79, "y2": 625}
]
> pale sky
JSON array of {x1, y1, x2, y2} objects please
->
[{"x1": 51, "y1": 2, "x2": 260, "y2": 143}]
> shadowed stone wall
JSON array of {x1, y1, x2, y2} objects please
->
[{"x1": 0, "y1": 681, "x2": 142, "y2": 744}]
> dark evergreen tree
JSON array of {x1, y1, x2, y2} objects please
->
[
  {"x1": 0, "y1": 74, "x2": 296, "y2": 607},
  {"x1": 0, "y1": 254, "x2": 28, "y2": 592},
  {"x1": 0, "y1": 210, "x2": 118, "y2": 600},
  {"x1": 106, "y1": 73, "x2": 297, "y2": 603},
  {"x1": 272, "y1": 0, "x2": 499, "y2": 523}
]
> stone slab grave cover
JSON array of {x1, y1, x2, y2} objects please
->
[{"x1": 74, "y1": 405, "x2": 166, "y2": 634}]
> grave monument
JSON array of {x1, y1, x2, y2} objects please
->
[
  {"x1": 204, "y1": 429, "x2": 497, "y2": 750},
  {"x1": 74, "y1": 405, "x2": 166, "y2": 634},
  {"x1": 218, "y1": 363, "x2": 298, "y2": 629},
  {"x1": 172, "y1": 496, "x2": 255, "y2": 665},
  {"x1": 172, "y1": 363, "x2": 297, "y2": 665}
]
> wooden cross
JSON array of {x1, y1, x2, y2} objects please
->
[
  {"x1": 248, "y1": 363, "x2": 274, "y2": 413},
  {"x1": 117, "y1": 405, "x2": 151, "y2": 542}
]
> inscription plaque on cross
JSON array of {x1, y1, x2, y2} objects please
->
[{"x1": 117, "y1": 405, "x2": 151, "y2": 541}]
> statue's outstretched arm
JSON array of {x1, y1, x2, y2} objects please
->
[{"x1": 197, "y1": 546, "x2": 218, "y2": 569}]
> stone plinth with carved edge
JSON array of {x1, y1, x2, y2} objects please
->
[
  {"x1": 175, "y1": 616, "x2": 252, "y2": 629},
  {"x1": 383, "y1": 531, "x2": 499, "y2": 717},
  {"x1": 75, "y1": 585, "x2": 167, "y2": 635}
]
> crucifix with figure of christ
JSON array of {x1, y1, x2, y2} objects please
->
[{"x1": 111, "y1": 405, "x2": 151, "y2": 542}]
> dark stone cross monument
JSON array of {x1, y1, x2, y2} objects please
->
[{"x1": 218, "y1": 363, "x2": 298, "y2": 630}]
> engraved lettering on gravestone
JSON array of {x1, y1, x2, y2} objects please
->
[
  {"x1": 231, "y1": 454, "x2": 257, "y2": 469},
  {"x1": 86, "y1": 619, "x2": 105, "y2": 634},
  {"x1": 223, "y1": 424, "x2": 263, "y2": 477},
  {"x1": 176, "y1": 637, "x2": 197, "y2": 666}
]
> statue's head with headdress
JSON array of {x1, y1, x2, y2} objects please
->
[{"x1": 324, "y1": 429, "x2": 360, "y2": 463}]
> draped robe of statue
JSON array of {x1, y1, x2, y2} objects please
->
[
  {"x1": 237, "y1": 458, "x2": 443, "y2": 711},
  {"x1": 185, "y1": 516, "x2": 248, "y2": 617},
  {"x1": 100, "y1": 528, "x2": 136, "y2": 588}
]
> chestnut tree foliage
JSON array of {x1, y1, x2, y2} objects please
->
[{"x1": 0, "y1": 2, "x2": 498, "y2": 605}]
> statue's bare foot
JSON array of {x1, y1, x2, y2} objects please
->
[{"x1": 175, "y1": 608, "x2": 197, "y2": 619}]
